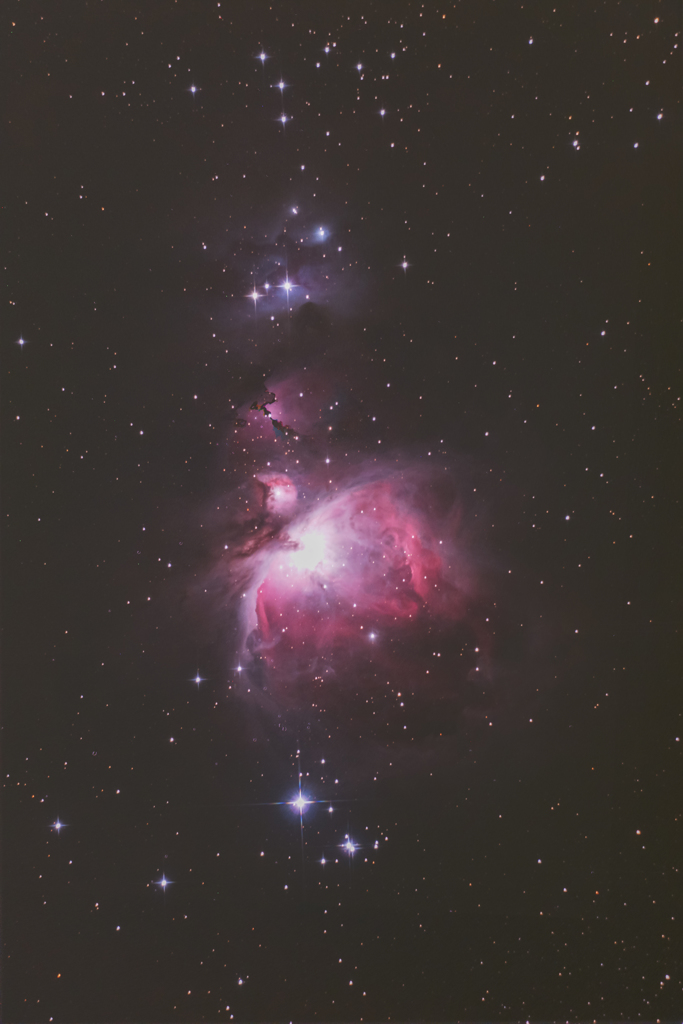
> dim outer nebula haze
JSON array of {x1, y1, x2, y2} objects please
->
[{"x1": 4, "y1": 2, "x2": 681, "y2": 1022}]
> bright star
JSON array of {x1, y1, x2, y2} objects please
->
[
  {"x1": 194, "y1": 674, "x2": 202, "y2": 686},
  {"x1": 292, "y1": 795, "x2": 309, "y2": 813},
  {"x1": 248, "y1": 288, "x2": 260, "y2": 305},
  {"x1": 401, "y1": 260, "x2": 409, "y2": 271},
  {"x1": 281, "y1": 278, "x2": 293, "y2": 293},
  {"x1": 156, "y1": 874, "x2": 172, "y2": 889},
  {"x1": 18, "y1": 337, "x2": 26, "y2": 347},
  {"x1": 356, "y1": 63, "x2": 363, "y2": 71},
  {"x1": 236, "y1": 664, "x2": 243, "y2": 674},
  {"x1": 189, "y1": 85, "x2": 197, "y2": 94},
  {"x1": 379, "y1": 109, "x2": 386, "y2": 118},
  {"x1": 258, "y1": 52, "x2": 268, "y2": 63},
  {"x1": 276, "y1": 80, "x2": 286, "y2": 91},
  {"x1": 52, "y1": 819, "x2": 63, "y2": 832},
  {"x1": 279, "y1": 114, "x2": 289, "y2": 125},
  {"x1": 344, "y1": 837, "x2": 355, "y2": 853}
]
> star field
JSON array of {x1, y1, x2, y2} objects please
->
[{"x1": 4, "y1": 2, "x2": 681, "y2": 1021}]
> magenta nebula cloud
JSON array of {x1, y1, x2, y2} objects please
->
[{"x1": 202, "y1": 367, "x2": 494, "y2": 766}]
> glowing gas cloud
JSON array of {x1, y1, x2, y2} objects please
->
[
  {"x1": 205, "y1": 368, "x2": 488, "y2": 747},
  {"x1": 249, "y1": 477, "x2": 466, "y2": 659}
]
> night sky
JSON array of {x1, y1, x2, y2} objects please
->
[{"x1": 4, "y1": 2, "x2": 681, "y2": 1021}]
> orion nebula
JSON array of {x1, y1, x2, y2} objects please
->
[{"x1": 199, "y1": 359, "x2": 494, "y2": 770}]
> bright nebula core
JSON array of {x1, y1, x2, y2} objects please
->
[{"x1": 249, "y1": 477, "x2": 466, "y2": 660}]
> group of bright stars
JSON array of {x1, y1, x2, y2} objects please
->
[
  {"x1": 49, "y1": 690, "x2": 360, "y2": 890},
  {"x1": 186, "y1": 48, "x2": 411, "y2": 314}
]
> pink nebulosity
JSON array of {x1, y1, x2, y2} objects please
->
[
  {"x1": 210, "y1": 372, "x2": 487, "y2": 736},
  {"x1": 257, "y1": 472, "x2": 299, "y2": 517},
  {"x1": 240, "y1": 478, "x2": 469, "y2": 676}
]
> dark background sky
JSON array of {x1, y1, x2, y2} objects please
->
[{"x1": 3, "y1": 1, "x2": 681, "y2": 1021}]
